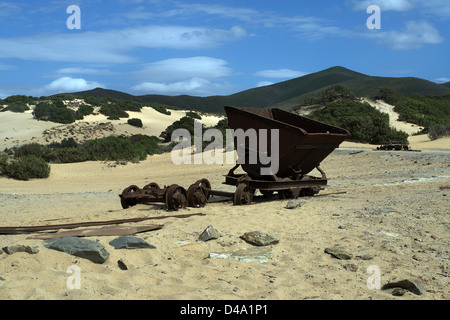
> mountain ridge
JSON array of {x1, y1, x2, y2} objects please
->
[{"x1": 70, "y1": 66, "x2": 450, "y2": 114}]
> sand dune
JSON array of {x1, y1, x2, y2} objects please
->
[{"x1": 0, "y1": 108, "x2": 223, "y2": 149}]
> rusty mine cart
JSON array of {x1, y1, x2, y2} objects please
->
[{"x1": 119, "y1": 106, "x2": 350, "y2": 210}]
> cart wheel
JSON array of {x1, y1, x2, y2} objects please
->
[
  {"x1": 260, "y1": 190, "x2": 274, "y2": 198},
  {"x1": 165, "y1": 184, "x2": 187, "y2": 211},
  {"x1": 120, "y1": 185, "x2": 140, "y2": 209},
  {"x1": 143, "y1": 182, "x2": 160, "y2": 192},
  {"x1": 234, "y1": 183, "x2": 253, "y2": 205},
  {"x1": 187, "y1": 184, "x2": 208, "y2": 208}
]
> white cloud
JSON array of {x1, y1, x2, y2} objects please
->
[
  {"x1": 133, "y1": 57, "x2": 233, "y2": 82},
  {"x1": 369, "y1": 21, "x2": 444, "y2": 50},
  {"x1": 256, "y1": 81, "x2": 274, "y2": 87},
  {"x1": 28, "y1": 77, "x2": 105, "y2": 96},
  {"x1": 255, "y1": 69, "x2": 308, "y2": 79},
  {"x1": 0, "y1": 25, "x2": 247, "y2": 64},
  {"x1": 351, "y1": 0, "x2": 414, "y2": 11},
  {"x1": 131, "y1": 77, "x2": 217, "y2": 96},
  {"x1": 56, "y1": 67, "x2": 114, "y2": 76},
  {"x1": 435, "y1": 77, "x2": 450, "y2": 83}
]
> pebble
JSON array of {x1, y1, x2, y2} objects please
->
[
  {"x1": 324, "y1": 247, "x2": 353, "y2": 260},
  {"x1": 240, "y1": 231, "x2": 279, "y2": 246}
]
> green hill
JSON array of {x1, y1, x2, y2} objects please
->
[
  {"x1": 70, "y1": 66, "x2": 450, "y2": 114},
  {"x1": 442, "y1": 81, "x2": 450, "y2": 89}
]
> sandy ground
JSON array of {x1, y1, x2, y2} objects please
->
[
  {"x1": 0, "y1": 144, "x2": 449, "y2": 300},
  {"x1": 0, "y1": 107, "x2": 449, "y2": 301}
]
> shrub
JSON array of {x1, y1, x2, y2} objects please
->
[
  {"x1": 3, "y1": 155, "x2": 50, "y2": 181},
  {"x1": 128, "y1": 118, "x2": 143, "y2": 128},
  {"x1": 99, "y1": 104, "x2": 129, "y2": 120},
  {"x1": 160, "y1": 116, "x2": 204, "y2": 143},
  {"x1": 186, "y1": 111, "x2": 202, "y2": 119},
  {"x1": 1, "y1": 103, "x2": 30, "y2": 113},
  {"x1": 33, "y1": 102, "x2": 78, "y2": 124},
  {"x1": 374, "y1": 87, "x2": 405, "y2": 105},
  {"x1": 428, "y1": 124, "x2": 450, "y2": 140},
  {"x1": 310, "y1": 99, "x2": 409, "y2": 144}
]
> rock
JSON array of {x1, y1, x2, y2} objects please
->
[
  {"x1": 285, "y1": 199, "x2": 306, "y2": 209},
  {"x1": 0, "y1": 275, "x2": 5, "y2": 281},
  {"x1": 109, "y1": 236, "x2": 156, "y2": 250},
  {"x1": 3, "y1": 245, "x2": 39, "y2": 255},
  {"x1": 356, "y1": 254, "x2": 375, "y2": 260},
  {"x1": 209, "y1": 246, "x2": 274, "y2": 264},
  {"x1": 324, "y1": 247, "x2": 353, "y2": 260},
  {"x1": 45, "y1": 236, "x2": 109, "y2": 264},
  {"x1": 381, "y1": 278, "x2": 424, "y2": 295},
  {"x1": 118, "y1": 258, "x2": 129, "y2": 271},
  {"x1": 240, "y1": 231, "x2": 279, "y2": 246},
  {"x1": 198, "y1": 226, "x2": 220, "y2": 242}
]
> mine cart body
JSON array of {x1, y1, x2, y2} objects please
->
[
  {"x1": 221, "y1": 106, "x2": 350, "y2": 203},
  {"x1": 224, "y1": 107, "x2": 350, "y2": 178}
]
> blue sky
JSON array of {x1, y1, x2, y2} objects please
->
[{"x1": 0, "y1": 0, "x2": 449, "y2": 98}]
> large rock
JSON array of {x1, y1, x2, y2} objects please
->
[
  {"x1": 198, "y1": 226, "x2": 220, "y2": 242},
  {"x1": 109, "y1": 236, "x2": 156, "y2": 249},
  {"x1": 45, "y1": 236, "x2": 109, "y2": 264}
]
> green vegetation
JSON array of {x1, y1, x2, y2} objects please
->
[
  {"x1": 127, "y1": 118, "x2": 143, "y2": 128},
  {"x1": 302, "y1": 85, "x2": 356, "y2": 105},
  {"x1": 0, "y1": 102, "x2": 30, "y2": 113},
  {"x1": 160, "y1": 116, "x2": 204, "y2": 143},
  {"x1": 0, "y1": 135, "x2": 168, "y2": 180},
  {"x1": 33, "y1": 101, "x2": 82, "y2": 124},
  {"x1": 427, "y1": 124, "x2": 450, "y2": 140},
  {"x1": 310, "y1": 99, "x2": 408, "y2": 144},
  {"x1": 186, "y1": 111, "x2": 202, "y2": 119},
  {"x1": 0, "y1": 153, "x2": 50, "y2": 181}
]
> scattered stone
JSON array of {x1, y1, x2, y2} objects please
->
[
  {"x1": 356, "y1": 254, "x2": 375, "y2": 260},
  {"x1": 324, "y1": 247, "x2": 353, "y2": 260},
  {"x1": 344, "y1": 263, "x2": 358, "y2": 272},
  {"x1": 0, "y1": 276, "x2": 5, "y2": 281},
  {"x1": 45, "y1": 236, "x2": 109, "y2": 264},
  {"x1": 378, "y1": 230, "x2": 399, "y2": 238},
  {"x1": 381, "y1": 278, "x2": 424, "y2": 295},
  {"x1": 3, "y1": 245, "x2": 39, "y2": 255},
  {"x1": 209, "y1": 246, "x2": 273, "y2": 264},
  {"x1": 285, "y1": 199, "x2": 306, "y2": 209},
  {"x1": 240, "y1": 231, "x2": 279, "y2": 246},
  {"x1": 109, "y1": 236, "x2": 156, "y2": 250},
  {"x1": 118, "y1": 258, "x2": 129, "y2": 271},
  {"x1": 198, "y1": 225, "x2": 221, "y2": 242}
]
